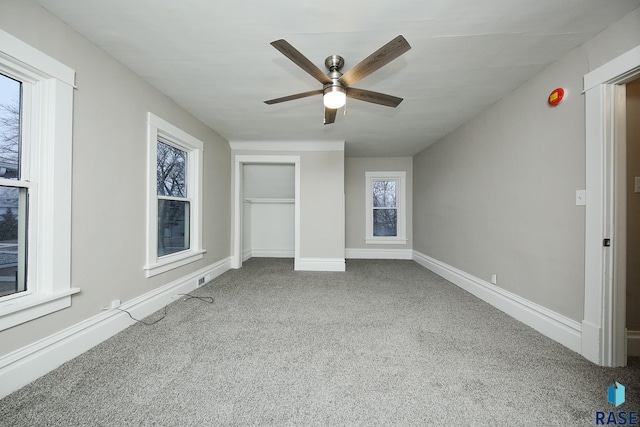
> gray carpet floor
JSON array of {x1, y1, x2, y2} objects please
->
[{"x1": 1, "y1": 259, "x2": 638, "y2": 426}]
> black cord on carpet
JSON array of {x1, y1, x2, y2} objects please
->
[{"x1": 113, "y1": 293, "x2": 214, "y2": 326}]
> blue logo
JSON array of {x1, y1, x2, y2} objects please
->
[
  {"x1": 609, "y1": 382, "x2": 626, "y2": 408},
  {"x1": 596, "y1": 382, "x2": 637, "y2": 426}
]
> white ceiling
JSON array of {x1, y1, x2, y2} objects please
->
[{"x1": 36, "y1": 0, "x2": 640, "y2": 157}]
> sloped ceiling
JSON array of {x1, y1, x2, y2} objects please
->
[{"x1": 36, "y1": 0, "x2": 640, "y2": 156}]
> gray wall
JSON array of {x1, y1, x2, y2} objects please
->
[
  {"x1": 345, "y1": 157, "x2": 413, "y2": 250},
  {"x1": 243, "y1": 164, "x2": 295, "y2": 199},
  {"x1": 627, "y1": 79, "x2": 640, "y2": 330},
  {"x1": 233, "y1": 149, "x2": 345, "y2": 260},
  {"x1": 0, "y1": 0, "x2": 231, "y2": 356},
  {"x1": 412, "y1": 8, "x2": 640, "y2": 323}
]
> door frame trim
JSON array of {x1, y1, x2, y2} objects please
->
[{"x1": 583, "y1": 45, "x2": 640, "y2": 366}]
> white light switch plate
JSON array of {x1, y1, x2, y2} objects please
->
[
  {"x1": 635, "y1": 177, "x2": 640, "y2": 193},
  {"x1": 576, "y1": 190, "x2": 586, "y2": 206}
]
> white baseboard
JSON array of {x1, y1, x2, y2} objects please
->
[
  {"x1": 251, "y1": 249, "x2": 295, "y2": 258},
  {"x1": 581, "y1": 320, "x2": 601, "y2": 364},
  {"x1": 0, "y1": 256, "x2": 232, "y2": 399},
  {"x1": 345, "y1": 248, "x2": 413, "y2": 260},
  {"x1": 628, "y1": 330, "x2": 640, "y2": 357},
  {"x1": 242, "y1": 249, "x2": 252, "y2": 262},
  {"x1": 295, "y1": 257, "x2": 345, "y2": 272},
  {"x1": 412, "y1": 251, "x2": 582, "y2": 354}
]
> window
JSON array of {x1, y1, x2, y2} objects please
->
[
  {"x1": 145, "y1": 113, "x2": 204, "y2": 277},
  {"x1": 0, "y1": 29, "x2": 77, "y2": 331},
  {"x1": 365, "y1": 171, "x2": 406, "y2": 244},
  {"x1": 157, "y1": 140, "x2": 189, "y2": 257},
  {"x1": 0, "y1": 74, "x2": 26, "y2": 299}
]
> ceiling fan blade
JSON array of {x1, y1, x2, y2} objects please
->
[
  {"x1": 347, "y1": 87, "x2": 403, "y2": 107},
  {"x1": 324, "y1": 107, "x2": 337, "y2": 125},
  {"x1": 339, "y1": 35, "x2": 411, "y2": 87},
  {"x1": 264, "y1": 89, "x2": 323, "y2": 105},
  {"x1": 271, "y1": 39, "x2": 332, "y2": 85}
]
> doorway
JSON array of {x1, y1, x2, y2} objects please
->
[
  {"x1": 626, "y1": 78, "x2": 640, "y2": 357},
  {"x1": 583, "y1": 45, "x2": 640, "y2": 367},
  {"x1": 232, "y1": 155, "x2": 301, "y2": 270},
  {"x1": 242, "y1": 163, "x2": 296, "y2": 261}
]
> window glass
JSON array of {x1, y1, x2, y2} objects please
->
[
  {"x1": 373, "y1": 208, "x2": 397, "y2": 237},
  {"x1": 0, "y1": 73, "x2": 21, "y2": 180},
  {"x1": 156, "y1": 139, "x2": 190, "y2": 257},
  {"x1": 158, "y1": 199, "x2": 190, "y2": 257},
  {"x1": 157, "y1": 140, "x2": 186, "y2": 197},
  {"x1": 373, "y1": 180, "x2": 396, "y2": 207},
  {"x1": 0, "y1": 73, "x2": 26, "y2": 298},
  {"x1": 0, "y1": 186, "x2": 27, "y2": 297},
  {"x1": 372, "y1": 180, "x2": 398, "y2": 237}
]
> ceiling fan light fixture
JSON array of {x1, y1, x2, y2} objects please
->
[
  {"x1": 323, "y1": 85, "x2": 346, "y2": 109},
  {"x1": 264, "y1": 36, "x2": 411, "y2": 123}
]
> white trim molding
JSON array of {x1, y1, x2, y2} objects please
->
[
  {"x1": 0, "y1": 29, "x2": 75, "y2": 85},
  {"x1": 346, "y1": 248, "x2": 412, "y2": 260},
  {"x1": 412, "y1": 251, "x2": 582, "y2": 354},
  {"x1": 296, "y1": 257, "x2": 346, "y2": 272},
  {"x1": 145, "y1": 113, "x2": 205, "y2": 277},
  {"x1": 580, "y1": 320, "x2": 601, "y2": 364},
  {"x1": 365, "y1": 171, "x2": 407, "y2": 244},
  {"x1": 0, "y1": 29, "x2": 77, "y2": 331},
  {"x1": 229, "y1": 141, "x2": 345, "y2": 152},
  {"x1": 0, "y1": 290, "x2": 80, "y2": 332},
  {"x1": 583, "y1": 44, "x2": 640, "y2": 367},
  {"x1": 584, "y1": 45, "x2": 640, "y2": 92},
  {"x1": 0, "y1": 257, "x2": 232, "y2": 400}
]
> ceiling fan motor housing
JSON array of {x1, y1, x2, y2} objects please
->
[
  {"x1": 325, "y1": 55, "x2": 344, "y2": 72},
  {"x1": 324, "y1": 55, "x2": 346, "y2": 96}
]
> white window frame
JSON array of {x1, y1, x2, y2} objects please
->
[
  {"x1": 145, "y1": 113, "x2": 204, "y2": 277},
  {"x1": 365, "y1": 171, "x2": 407, "y2": 244},
  {"x1": 0, "y1": 29, "x2": 78, "y2": 331}
]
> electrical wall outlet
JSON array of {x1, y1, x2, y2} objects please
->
[
  {"x1": 100, "y1": 299, "x2": 121, "y2": 310},
  {"x1": 490, "y1": 274, "x2": 497, "y2": 285}
]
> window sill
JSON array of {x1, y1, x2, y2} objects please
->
[
  {"x1": 0, "y1": 287, "x2": 80, "y2": 331},
  {"x1": 144, "y1": 249, "x2": 206, "y2": 277},
  {"x1": 365, "y1": 238, "x2": 408, "y2": 245}
]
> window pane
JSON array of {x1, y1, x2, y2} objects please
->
[
  {"x1": 373, "y1": 208, "x2": 397, "y2": 237},
  {"x1": 0, "y1": 186, "x2": 27, "y2": 297},
  {"x1": 158, "y1": 199, "x2": 190, "y2": 257},
  {"x1": 0, "y1": 73, "x2": 21, "y2": 180},
  {"x1": 157, "y1": 140, "x2": 187, "y2": 197},
  {"x1": 373, "y1": 180, "x2": 396, "y2": 207}
]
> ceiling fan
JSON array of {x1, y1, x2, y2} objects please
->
[{"x1": 264, "y1": 35, "x2": 411, "y2": 125}]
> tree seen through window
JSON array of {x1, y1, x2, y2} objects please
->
[
  {"x1": 0, "y1": 73, "x2": 25, "y2": 297},
  {"x1": 156, "y1": 140, "x2": 190, "y2": 256},
  {"x1": 372, "y1": 180, "x2": 398, "y2": 237}
]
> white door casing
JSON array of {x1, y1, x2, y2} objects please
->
[{"x1": 583, "y1": 45, "x2": 640, "y2": 367}]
